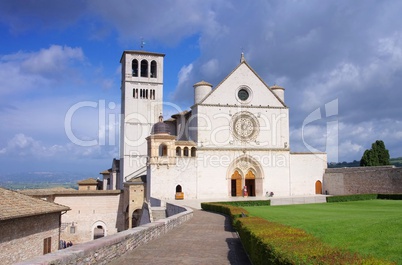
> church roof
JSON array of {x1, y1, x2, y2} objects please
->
[
  {"x1": 78, "y1": 178, "x2": 99, "y2": 185},
  {"x1": 193, "y1": 80, "x2": 212, "y2": 87},
  {"x1": 194, "y1": 55, "x2": 287, "y2": 108},
  {"x1": 270, "y1": 84, "x2": 285, "y2": 90},
  {"x1": 151, "y1": 115, "x2": 170, "y2": 135},
  {"x1": 100, "y1": 169, "x2": 112, "y2": 174},
  {"x1": 0, "y1": 187, "x2": 70, "y2": 221}
]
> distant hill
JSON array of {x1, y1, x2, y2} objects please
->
[
  {"x1": 0, "y1": 171, "x2": 98, "y2": 190},
  {"x1": 328, "y1": 157, "x2": 402, "y2": 168}
]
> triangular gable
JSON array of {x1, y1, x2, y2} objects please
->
[{"x1": 196, "y1": 61, "x2": 286, "y2": 108}]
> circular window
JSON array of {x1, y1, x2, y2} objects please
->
[
  {"x1": 238, "y1": 89, "x2": 249, "y2": 101},
  {"x1": 231, "y1": 112, "x2": 259, "y2": 141}
]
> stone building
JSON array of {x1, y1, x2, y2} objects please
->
[
  {"x1": 0, "y1": 187, "x2": 70, "y2": 265},
  {"x1": 119, "y1": 50, "x2": 327, "y2": 203},
  {"x1": 20, "y1": 188, "x2": 125, "y2": 244}
]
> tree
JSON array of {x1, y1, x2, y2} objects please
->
[{"x1": 360, "y1": 140, "x2": 390, "y2": 166}]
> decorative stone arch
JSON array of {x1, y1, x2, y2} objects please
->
[
  {"x1": 226, "y1": 155, "x2": 264, "y2": 197},
  {"x1": 91, "y1": 220, "x2": 107, "y2": 240}
]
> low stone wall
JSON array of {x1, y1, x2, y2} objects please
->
[
  {"x1": 323, "y1": 166, "x2": 402, "y2": 195},
  {"x1": 16, "y1": 205, "x2": 193, "y2": 265}
]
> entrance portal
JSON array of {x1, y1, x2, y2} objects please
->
[
  {"x1": 231, "y1": 170, "x2": 242, "y2": 197},
  {"x1": 245, "y1": 171, "x2": 256, "y2": 196}
]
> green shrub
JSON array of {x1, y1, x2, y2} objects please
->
[
  {"x1": 378, "y1": 194, "x2": 402, "y2": 200},
  {"x1": 326, "y1": 194, "x2": 378, "y2": 202},
  {"x1": 218, "y1": 200, "x2": 271, "y2": 207},
  {"x1": 202, "y1": 202, "x2": 394, "y2": 265}
]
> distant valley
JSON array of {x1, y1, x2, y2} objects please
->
[{"x1": 0, "y1": 171, "x2": 97, "y2": 190}]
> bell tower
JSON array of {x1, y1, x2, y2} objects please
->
[{"x1": 119, "y1": 50, "x2": 165, "y2": 186}]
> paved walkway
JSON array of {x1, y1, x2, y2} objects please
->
[{"x1": 107, "y1": 209, "x2": 251, "y2": 265}]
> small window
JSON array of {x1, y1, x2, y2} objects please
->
[
  {"x1": 43, "y1": 237, "x2": 51, "y2": 254},
  {"x1": 150, "y1": 60, "x2": 157, "y2": 78},
  {"x1": 140, "y1": 60, "x2": 148, "y2": 77},
  {"x1": 183, "y1": 147, "x2": 189, "y2": 157},
  {"x1": 132, "y1": 59, "x2": 138, "y2": 77},
  {"x1": 70, "y1": 223, "x2": 76, "y2": 234},
  {"x1": 176, "y1": 185, "x2": 182, "y2": 193}
]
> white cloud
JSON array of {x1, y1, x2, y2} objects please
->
[{"x1": 0, "y1": 45, "x2": 85, "y2": 96}]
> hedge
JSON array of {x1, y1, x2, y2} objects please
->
[
  {"x1": 327, "y1": 194, "x2": 402, "y2": 202},
  {"x1": 378, "y1": 194, "x2": 402, "y2": 200},
  {"x1": 326, "y1": 194, "x2": 378, "y2": 202},
  {"x1": 202, "y1": 202, "x2": 394, "y2": 265}
]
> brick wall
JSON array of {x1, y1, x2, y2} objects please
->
[
  {"x1": 0, "y1": 213, "x2": 61, "y2": 265},
  {"x1": 323, "y1": 166, "x2": 402, "y2": 195},
  {"x1": 15, "y1": 206, "x2": 193, "y2": 265}
]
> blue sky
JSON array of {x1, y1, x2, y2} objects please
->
[{"x1": 1, "y1": 0, "x2": 402, "y2": 175}]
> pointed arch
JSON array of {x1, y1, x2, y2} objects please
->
[
  {"x1": 91, "y1": 220, "x2": 107, "y2": 240},
  {"x1": 226, "y1": 155, "x2": 264, "y2": 197}
]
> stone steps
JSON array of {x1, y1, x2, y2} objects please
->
[{"x1": 269, "y1": 195, "x2": 328, "y2": 206}]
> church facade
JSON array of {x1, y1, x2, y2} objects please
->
[{"x1": 120, "y1": 50, "x2": 327, "y2": 202}]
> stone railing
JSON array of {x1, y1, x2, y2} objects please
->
[{"x1": 16, "y1": 205, "x2": 193, "y2": 265}]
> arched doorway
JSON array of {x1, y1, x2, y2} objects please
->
[
  {"x1": 92, "y1": 221, "x2": 107, "y2": 240},
  {"x1": 93, "y1": 225, "x2": 105, "y2": 239},
  {"x1": 227, "y1": 155, "x2": 264, "y2": 197},
  {"x1": 231, "y1": 170, "x2": 242, "y2": 197},
  {"x1": 132, "y1": 209, "x2": 142, "y2": 228},
  {"x1": 245, "y1": 170, "x2": 256, "y2": 196},
  {"x1": 315, "y1": 180, "x2": 322, "y2": 194}
]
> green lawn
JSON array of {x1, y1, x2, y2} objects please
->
[{"x1": 244, "y1": 200, "x2": 402, "y2": 264}]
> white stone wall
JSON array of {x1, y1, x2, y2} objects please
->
[
  {"x1": 56, "y1": 193, "x2": 124, "y2": 244},
  {"x1": 290, "y1": 153, "x2": 327, "y2": 195},
  {"x1": 194, "y1": 105, "x2": 289, "y2": 149}
]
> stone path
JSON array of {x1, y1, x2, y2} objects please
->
[{"x1": 107, "y1": 209, "x2": 251, "y2": 265}]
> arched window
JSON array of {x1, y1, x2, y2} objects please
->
[
  {"x1": 132, "y1": 59, "x2": 138, "y2": 77},
  {"x1": 183, "y1": 147, "x2": 189, "y2": 157},
  {"x1": 150, "y1": 60, "x2": 157, "y2": 78},
  {"x1": 159, "y1": 144, "x2": 168, "y2": 156},
  {"x1": 176, "y1": 185, "x2": 182, "y2": 193},
  {"x1": 191, "y1": 147, "x2": 196, "y2": 157},
  {"x1": 176, "y1": 147, "x2": 182, "y2": 157},
  {"x1": 140, "y1": 59, "x2": 148, "y2": 77}
]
